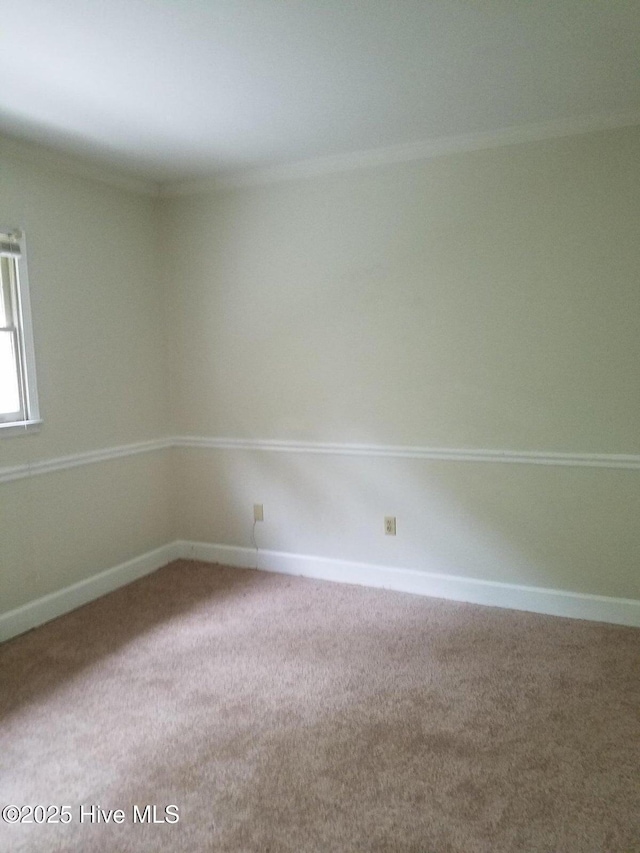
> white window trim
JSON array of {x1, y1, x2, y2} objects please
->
[
  {"x1": 0, "y1": 419, "x2": 43, "y2": 435},
  {"x1": 0, "y1": 227, "x2": 41, "y2": 433}
]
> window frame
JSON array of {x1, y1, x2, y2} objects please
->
[{"x1": 0, "y1": 227, "x2": 41, "y2": 434}]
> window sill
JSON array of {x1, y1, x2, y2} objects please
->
[{"x1": 0, "y1": 419, "x2": 43, "y2": 436}]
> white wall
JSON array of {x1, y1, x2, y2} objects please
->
[
  {"x1": 0, "y1": 145, "x2": 172, "y2": 614},
  {"x1": 1, "y1": 125, "x2": 639, "y2": 626},
  {"x1": 162, "y1": 126, "x2": 640, "y2": 601}
]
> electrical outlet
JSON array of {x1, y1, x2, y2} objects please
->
[
  {"x1": 253, "y1": 504, "x2": 264, "y2": 522},
  {"x1": 384, "y1": 516, "x2": 396, "y2": 536}
]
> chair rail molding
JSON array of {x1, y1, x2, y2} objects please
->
[{"x1": 2, "y1": 435, "x2": 640, "y2": 483}]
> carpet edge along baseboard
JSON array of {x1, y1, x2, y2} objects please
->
[{"x1": 1, "y1": 540, "x2": 639, "y2": 642}]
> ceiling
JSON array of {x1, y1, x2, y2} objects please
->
[{"x1": 1, "y1": 0, "x2": 639, "y2": 185}]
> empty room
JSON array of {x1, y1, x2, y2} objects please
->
[{"x1": 1, "y1": 2, "x2": 639, "y2": 851}]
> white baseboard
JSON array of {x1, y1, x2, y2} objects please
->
[
  {"x1": 0, "y1": 542, "x2": 180, "y2": 643},
  {"x1": 175, "y1": 540, "x2": 640, "y2": 628},
  {"x1": 2, "y1": 540, "x2": 638, "y2": 644},
  {"x1": 179, "y1": 540, "x2": 258, "y2": 569}
]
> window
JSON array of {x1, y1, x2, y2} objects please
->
[{"x1": 0, "y1": 228, "x2": 40, "y2": 431}]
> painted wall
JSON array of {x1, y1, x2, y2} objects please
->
[
  {"x1": 0, "y1": 146, "x2": 172, "y2": 614},
  {"x1": 162, "y1": 126, "x2": 640, "y2": 599},
  {"x1": 1, "y1": 125, "x2": 639, "y2": 622}
]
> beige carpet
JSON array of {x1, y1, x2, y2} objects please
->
[{"x1": 1, "y1": 560, "x2": 639, "y2": 852}]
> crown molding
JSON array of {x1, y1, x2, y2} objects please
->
[
  {"x1": 0, "y1": 134, "x2": 160, "y2": 197},
  {"x1": 160, "y1": 110, "x2": 640, "y2": 196},
  {"x1": 3, "y1": 111, "x2": 639, "y2": 199}
]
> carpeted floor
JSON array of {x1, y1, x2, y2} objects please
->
[{"x1": 1, "y1": 560, "x2": 639, "y2": 852}]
